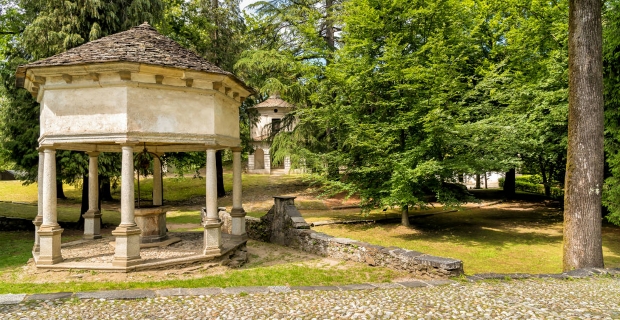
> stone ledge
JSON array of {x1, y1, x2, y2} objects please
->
[
  {"x1": 0, "y1": 216, "x2": 35, "y2": 231},
  {"x1": 246, "y1": 197, "x2": 464, "y2": 278},
  {"x1": 76, "y1": 289, "x2": 156, "y2": 300},
  {"x1": 1, "y1": 271, "x2": 618, "y2": 305}
]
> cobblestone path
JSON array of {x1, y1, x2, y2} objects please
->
[{"x1": 1, "y1": 278, "x2": 619, "y2": 319}]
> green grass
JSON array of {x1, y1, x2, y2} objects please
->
[
  {"x1": 0, "y1": 202, "x2": 121, "y2": 225},
  {"x1": 0, "y1": 181, "x2": 81, "y2": 203},
  {"x1": 0, "y1": 263, "x2": 399, "y2": 294},
  {"x1": 0, "y1": 233, "x2": 400, "y2": 294},
  {"x1": 314, "y1": 205, "x2": 620, "y2": 274},
  {"x1": 298, "y1": 207, "x2": 449, "y2": 223},
  {"x1": 166, "y1": 209, "x2": 201, "y2": 224},
  {"x1": 0, "y1": 231, "x2": 34, "y2": 270},
  {"x1": 3, "y1": 176, "x2": 620, "y2": 284}
]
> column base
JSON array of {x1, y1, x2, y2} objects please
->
[
  {"x1": 32, "y1": 215, "x2": 43, "y2": 253},
  {"x1": 111, "y1": 225, "x2": 142, "y2": 267},
  {"x1": 230, "y1": 208, "x2": 247, "y2": 237},
  {"x1": 83, "y1": 209, "x2": 103, "y2": 240},
  {"x1": 203, "y1": 221, "x2": 223, "y2": 255},
  {"x1": 37, "y1": 225, "x2": 63, "y2": 265}
]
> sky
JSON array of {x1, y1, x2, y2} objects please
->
[{"x1": 240, "y1": 0, "x2": 259, "y2": 11}]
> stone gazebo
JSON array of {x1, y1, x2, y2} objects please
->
[{"x1": 16, "y1": 23, "x2": 252, "y2": 271}]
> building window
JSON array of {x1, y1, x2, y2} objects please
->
[{"x1": 272, "y1": 118, "x2": 281, "y2": 131}]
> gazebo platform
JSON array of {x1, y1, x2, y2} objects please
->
[{"x1": 33, "y1": 233, "x2": 248, "y2": 272}]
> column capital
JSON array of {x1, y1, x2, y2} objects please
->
[
  {"x1": 117, "y1": 140, "x2": 139, "y2": 147},
  {"x1": 86, "y1": 151, "x2": 100, "y2": 157},
  {"x1": 231, "y1": 147, "x2": 243, "y2": 152},
  {"x1": 42, "y1": 146, "x2": 56, "y2": 153}
]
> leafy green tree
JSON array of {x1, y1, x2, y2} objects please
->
[
  {"x1": 158, "y1": 0, "x2": 247, "y2": 197},
  {"x1": 0, "y1": 0, "x2": 163, "y2": 194},
  {"x1": 602, "y1": 0, "x2": 620, "y2": 225},
  {"x1": 478, "y1": 0, "x2": 569, "y2": 197}
]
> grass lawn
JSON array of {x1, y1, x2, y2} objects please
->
[
  {"x1": 0, "y1": 231, "x2": 402, "y2": 294},
  {"x1": 0, "y1": 263, "x2": 400, "y2": 294},
  {"x1": 0, "y1": 202, "x2": 121, "y2": 226},
  {"x1": 314, "y1": 202, "x2": 620, "y2": 274},
  {"x1": 2, "y1": 175, "x2": 620, "y2": 289}
]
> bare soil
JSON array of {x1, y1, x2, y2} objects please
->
[{"x1": 4, "y1": 239, "x2": 349, "y2": 285}]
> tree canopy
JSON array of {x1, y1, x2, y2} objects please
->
[{"x1": 0, "y1": 0, "x2": 619, "y2": 234}]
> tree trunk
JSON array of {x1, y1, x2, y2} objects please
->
[
  {"x1": 325, "y1": 0, "x2": 335, "y2": 50},
  {"x1": 475, "y1": 174, "x2": 481, "y2": 189},
  {"x1": 563, "y1": 0, "x2": 605, "y2": 271},
  {"x1": 503, "y1": 169, "x2": 516, "y2": 199},
  {"x1": 401, "y1": 205, "x2": 410, "y2": 227},
  {"x1": 540, "y1": 158, "x2": 552, "y2": 197},
  {"x1": 216, "y1": 150, "x2": 226, "y2": 197},
  {"x1": 56, "y1": 179, "x2": 66, "y2": 199},
  {"x1": 541, "y1": 172, "x2": 551, "y2": 197},
  {"x1": 100, "y1": 176, "x2": 113, "y2": 201},
  {"x1": 484, "y1": 173, "x2": 488, "y2": 189}
]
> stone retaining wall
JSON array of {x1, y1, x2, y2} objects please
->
[
  {"x1": 0, "y1": 216, "x2": 34, "y2": 231},
  {"x1": 245, "y1": 196, "x2": 463, "y2": 278}
]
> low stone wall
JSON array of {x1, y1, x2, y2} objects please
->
[
  {"x1": 0, "y1": 216, "x2": 34, "y2": 231},
  {"x1": 246, "y1": 196, "x2": 463, "y2": 278}
]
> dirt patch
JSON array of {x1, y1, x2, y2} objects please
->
[
  {"x1": 166, "y1": 223, "x2": 201, "y2": 231},
  {"x1": 1, "y1": 239, "x2": 349, "y2": 285}
]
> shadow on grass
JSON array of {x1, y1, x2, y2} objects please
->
[{"x1": 0, "y1": 231, "x2": 34, "y2": 270}]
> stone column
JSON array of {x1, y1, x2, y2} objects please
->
[
  {"x1": 203, "y1": 148, "x2": 222, "y2": 255},
  {"x1": 264, "y1": 148, "x2": 271, "y2": 175},
  {"x1": 230, "y1": 147, "x2": 246, "y2": 238},
  {"x1": 83, "y1": 152, "x2": 102, "y2": 240},
  {"x1": 33, "y1": 149, "x2": 44, "y2": 253},
  {"x1": 37, "y1": 147, "x2": 63, "y2": 265},
  {"x1": 112, "y1": 144, "x2": 142, "y2": 267},
  {"x1": 152, "y1": 154, "x2": 163, "y2": 206}
]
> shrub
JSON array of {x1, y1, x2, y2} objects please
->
[
  {"x1": 516, "y1": 175, "x2": 543, "y2": 184},
  {"x1": 515, "y1": 180, "x2": 564, "y2": 199}
]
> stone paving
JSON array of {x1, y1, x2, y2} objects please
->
[{"x1": 1, "y1": 277, "x2": 619, "y2": 319}]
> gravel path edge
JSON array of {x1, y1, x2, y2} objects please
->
[{"x1": 1, "y1": 267, "x2": 619, "y2": 305}]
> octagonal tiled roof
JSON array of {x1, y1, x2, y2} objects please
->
[{"x1": 16, "y1": 22, "x2": 249, "y2": 89}]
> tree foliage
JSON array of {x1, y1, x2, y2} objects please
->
[
  {"x1": 238, "y1": 0, "x2": 572, "y2": 215},
  {"x1": 602, "y1": 0, "x2": 620, "y2": 225},
  {"x1": 0, "y1": 0, "x2": 163, "y2": 184}
]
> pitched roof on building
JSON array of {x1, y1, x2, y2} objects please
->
[
  {"x1": 16, "y1": 22, "x2": 251, "y2": 91},
  {"x1": 253, "y1": 93, "x2": 294, "y2": 109}
]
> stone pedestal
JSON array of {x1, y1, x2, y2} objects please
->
[
  {"x1": 83, "y1": 209, "x2": 102, "y2": 240},
  {"x1": 230, "y1": 208, "x2": 247, "y2": 238},
  {"x1": 37, "y1": 226, "x2": 63, "y2": 265},
  {"x1": 203, "y1": 222, "x2": 223, "y2": 255},
  {"x1": 134, "y1": 206, "x2": 168, "y2": 243},
  {"x1": 111, "y1": 226, "x2": 142, "y2": 267}
]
